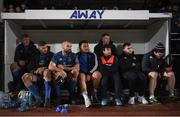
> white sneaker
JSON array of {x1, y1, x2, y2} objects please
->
[
  {"x1": 128, "y1": 97, "x2": 135, "y2": 105},
  {"x1": 84, "y1": 97, "x2": 91, "y2": 108},
  {"x1": 138, "y1": 96, "x2": 148, "y2": 104}
]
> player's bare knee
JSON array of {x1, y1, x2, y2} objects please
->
[
  {"x1": 166, "y1": 72, "x2": 175, "y2": 79},
  {"x1": 92, "y1": 71, "x2": 102, "y2": 80},
  {"x1": 149, "y1": 72, "x2": 158, "y2": 79},
  {"x1": 169, "y1": 71, "x2": 175, "y2": 77},
  {"x1": 71, "y1": 70, "x2": 79, "y2": 78}
]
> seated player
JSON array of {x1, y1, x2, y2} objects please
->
[
  {"x1": 10, "y1": 34, "x2": 37, "y2": 91},
  {"x1": 48, "y1": 41, "x2": 79, "y2": 105},
  {"x1": 77, "y1": 40, "x2": 102, "y2": 108},
  {"x1": 119, "y1": 43, "x2": 148, "y2": 105},
  {"x1": 99, "y1": 45, "x2": 122, "y2": 106},
  {"x1": 21, "y1": 41, "x2": 54, "y2": 107},
  {"x1": 142, "y1": 42, "x2": 176, "y2": 104}
]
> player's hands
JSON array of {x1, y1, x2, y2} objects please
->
[
  {"x1": 72, "y1": 65, "x2": 80, "y2": 71},
  {"x1": 59, "y1": 70, "x2": 67, "y2": 79},
  {"x1": 57, "y1": 64, "x2": 64, "y2": 70},
  {"x1": 35, "y1": 67, "x2": 46, "y2": 75}
]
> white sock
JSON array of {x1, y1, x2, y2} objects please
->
[
  {"x1": 94, "y1": 89, "x2": 97, "y2": 93},
  {"x1": 82, "y1": 91, "x2": 88, "y2": 99},
  {"x1": 149, "y1": 95, "x2": 154, "y2": 99},
  {"x1": 169, "y1": 93, "x2": 174, "y2": 97}
]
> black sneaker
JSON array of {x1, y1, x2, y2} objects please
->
[
  {"x1": 44, "y1": 98, "x2": 51, "y2": 107},
  {"x1": 91, "y1": 92, "x2": 99, "y2": 103},
  {"x1": 32, "y1": 98, "x2": 43, "y2": 107},
  {"x1": 169, "y1": 95, "x2": 178, "y2": 101}
]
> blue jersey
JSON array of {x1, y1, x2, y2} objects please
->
[
  {"x1": 51, "y1": 51, "x2": 79, "y2": 67},
  {"x1": 77, "y1": 52, "x2": 98, "y2": 74},
  {"x1": 79, "y1": 53, "x2": 90, "y2": 73},
  {"x1": 39, "y1": 54, "x2": 46, "y2": 67}
]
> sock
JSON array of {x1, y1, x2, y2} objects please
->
[
  {"x1": 55, "y1": 85, "x2": 61, "y2": 97},
  {"x1": 68, "y1": 80, "x2": 77, "y2": 99},
  {"x1": 93, "y1": 89, "x2": 98, "y2": 97},
  {"x1": 149, "y1": 95, "x2": 154, "y2": 99},
  {"x1": 44, "y1": 81, "x2": 51, "y2": 99},
  {"x1": 169, "y1": 93, "x2": 174, "y2": 97},
  {"x1": 94, "y1": 89, "x2": 97, "y2": 93},
  {"x1": 28, "y1": 84, "x2": 41, "y2": 100},
  {"x1": 82, "y1": 91, "x2": 88, "y2": 99},
  {"x1": 138, "y1": 96, "x2": 143, "y2": 98},
  {"x1": 130, "y1": 96, "x2": 135, "y2": 99}
]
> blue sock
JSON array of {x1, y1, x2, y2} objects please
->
[
  {"x1": 44, "y1": 81, "x2": 51, "y2": 99},
  {"x1": 28, "y1": 84, "x2": 41, "y2": 100},
  {"x1": 55, "y1": 85, "x2": 61, "y2": 97},
  {"x1": 68, "y1": 80, "x2": 77, "y2": 99}
]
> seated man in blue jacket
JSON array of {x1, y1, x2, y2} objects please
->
[
  {"x1": 142, "y1": 42, "x2": 176, "y2": 104},
  {"x1": 77, "y1": 40, "x2": 102, "y2": 108}
]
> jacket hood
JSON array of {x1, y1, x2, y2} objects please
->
[{"x1": 20, "y1": 41, "x2": 34, "y2": 47}]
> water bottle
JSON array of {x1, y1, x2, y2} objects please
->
[
  {"x1": 17, "y1": 101, "x2": 29, "y2": 112},
  {"x1": 56, "y1": 105, "x2": 63, "y2": 112},
  {"x1": 63, "y1": 104, "x2": 69, "y2": 111},
  {"x1": 61, "y1": 107, "x2": 68, "y2": 113}
]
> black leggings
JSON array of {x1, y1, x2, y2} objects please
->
[
  {"x1": 123, "y1": 72, "x2": 147, "y2": 97},
  {"x1": 101, "y1": 72, "x2": 122, "y2": 99}
]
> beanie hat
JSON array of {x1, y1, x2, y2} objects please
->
[{"x1": 153, "y1": 42, "x2": 165, "y2": 53}]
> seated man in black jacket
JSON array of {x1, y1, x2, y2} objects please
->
[
  {"x1": 119, "y1": 43, "x2": 148, "y2": 105},
  {"x1": 21, "y1": 41, "x2": 54, "y2": 107},
  {"x1": 142, "y1": 42, "x2": 176, "y2": 104},
  {"x1": 10, "y1": 34, "x2": 37, "y2": 91},
  {"x1": 94, "y1": 33, "x2": 117, "y2": 57},
  {"x1": 99, "y1": 45, "x2": 122, "y2": 106}
]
